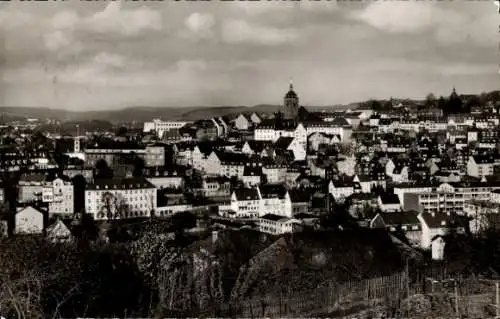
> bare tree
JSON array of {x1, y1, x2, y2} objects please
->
[{"x1": 99, "y1": 192, "x2": 129, "y2": 220}]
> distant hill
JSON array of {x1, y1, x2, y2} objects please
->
[
  {"x1": 3, "y1": 89, "x2": 498, "y2": 124},
  {"x1": 0, "y1": 104, "x2": 345, "y2": 124}
]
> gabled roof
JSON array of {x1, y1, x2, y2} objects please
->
[
  {"x1": 259, "y1": 183, "x2": 287, "y2": 199},
  {"x1": 288, "y1": 189, "x2": 310, "y2": 203},
  {"x1": 419, "y1": 211, "x2": 462, "y2": 229},
  {"x1": 274, "y1": 137, "x2": 294, "y2": 150},
  {"x1": 214, "y1": 151, "x2": 249, "y2": 165},
  {"x1": 379, "y1": 193, "x2": 400, "y2": 205},
  {"x1": 379, "y1": 211, "x2": 420, "y2": 226},
  {"x1": 234, "y1": 187, "x2": 259, "y2": 201}
]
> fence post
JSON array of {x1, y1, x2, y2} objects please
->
[{"x1": 496, "y1": 281, "x2": 500, "y2": 319}]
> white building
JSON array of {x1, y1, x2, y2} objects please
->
[
  {"x1": 43, "y1": 177, "x2": 74, "y2": 216},
  {"x1": 85, "y1": 178, "x2": 157, "y2": 220},
  {"x1": 143, "y1": 119, "x2": 188, "y2": 137},
  {"x1": 15, "y1": 206, "x2": 45, "y2": 235}
]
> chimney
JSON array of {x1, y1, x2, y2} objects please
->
[{"x1": 212, "y1": 230, "x2": 219, "y2": 244}]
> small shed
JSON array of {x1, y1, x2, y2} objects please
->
[{"x1": 431, "y1": 235, "x2": 446, "y2": 260}]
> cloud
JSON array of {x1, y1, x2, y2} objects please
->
[
  {"x1": 353, "y1": 2, "x2": 495, "y2": 47},
  {"x1": 84, "y1": 2, "x2": 162, "y2": 36},
  {"x1": 221, "y1": 19, "x2": 298, "y2": 45},
  {"x1": 182, "y1": 12, "x2": 215, "y2": 40},
  {"x1": 50, "y1": 10, "x2": 79, "y2": 30},
  {"x1": 0, "y1": 10, "x2": 33, "y2": 30},
  {"x1": 353, "y1": 2, "x2": 437, "y2": 34},
  {"x1": 93, "y1": 52, "x2": 126, "y2": 69}
]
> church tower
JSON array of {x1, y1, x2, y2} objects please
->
[{"x1": 283, "y1": 81, "x2": 299, "y2": 119}]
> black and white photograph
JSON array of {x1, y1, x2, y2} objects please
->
[{"x1": 0, "y1": 0, "x2": 500, "y2": 318}]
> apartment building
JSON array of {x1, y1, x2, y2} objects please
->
[{"x1": 85, "y1": 177, "x2": 157, "y2": 220}]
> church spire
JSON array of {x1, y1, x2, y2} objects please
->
[{"x1": 289, "y1": 78, "x2": 293, "y2": 91}]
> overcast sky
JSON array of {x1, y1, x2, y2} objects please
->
[{"x1": 0, "y1": 1, "x2": 499, "y2": 111}]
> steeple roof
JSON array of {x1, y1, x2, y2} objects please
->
[{"x1": 285, "y1": 81, "x2": 298, "y2": 99}]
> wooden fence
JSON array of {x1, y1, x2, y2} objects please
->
[{"x1": 205, "y1": 271, "x2": 410, "y2": 317}]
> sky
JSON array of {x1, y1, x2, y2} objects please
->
[{"x1": 0, "y1": 0, "x2": 499, "y2": 111}]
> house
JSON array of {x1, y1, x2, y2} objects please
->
[
  {"x1": 259, "y1": 183, "x2": 288, "y2": 217},
  {"x1": 234, "y1": 114, "x2": 251, "y2": 131},
  {"x1": 370, "y1": 211, "x2": 421, "y2": 246},
  {"x1": 250, "y1": 112, "x2": 262, "y2": 125},
  {"x1": 377, "y1": 193, "x2": 402, "y2": 212},
  {"x1": 467, "y1": 155, "x2": 498, "y2": 178},
  {"x1": 18, "y1": 173, "x2": 47, "y2": 203},
  {"x1": 205, "y1": 151, "x2": 248, "y2": 178},
  {"x1": 44, "y1": 176, "x2": 74, "y2": 216},
  {"x1": 431, "y1": 236, "x2": 446, "y2": 260},
  {"x1": 328, "y1": 179, "x2": 356, "y2": 203},
  {"x1": 346, "y1": 193, "x2": 379, "y2": 219},
  {"x1": 274, "y1": 136, "x2": 306, "y2": 161},
  {"x1": 257, "y1": 214, "x2": 301, "y2": 235},
  {"x1": 417, "y1": 211, "x2": 465, "y2": 249},
  {"x1": 15, "y1": 206, "x2": 46, "y2": 235},
  {"x1": 243, "y1": 163, "x2": 263, "y2": 187},
  {"x1": 287, "y1": 189, "x2": 310, "y2": 216},
  {"x1": 229, "y1": 187, "x2": 260, "y2": 218},
  {"x1": 46, "y1": 219, "x2": 73, "y2": 243}
]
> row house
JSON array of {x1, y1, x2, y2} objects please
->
[
  {"x1": 85, "y1": 177, "x2": 157, "y2": 220},
  {"x1": 211, "y1": 117, "x2": 230, "y2": 137},
  {"x1": 205, "y1": 151, "x2": 249, "y2": 178}
]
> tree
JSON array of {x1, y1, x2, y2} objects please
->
[
  {"x1": 100, "y1": 192, "x2": 129, "y2": 220},
  {"x1": 72, "y1": 174, "x2": 87, "y2": 214},
  {"x1": 132, "y1": 156, "x2": 145, "y2": 178},
  {"x1": 116, "y1": 126, "x2": 128, "y2": 137},
  {"x1": 425, "y1": 93, "x2": 436, "y2": 108},
  {"x1": 95, "y1": 159, "x2": 113, "y2": 179}
]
